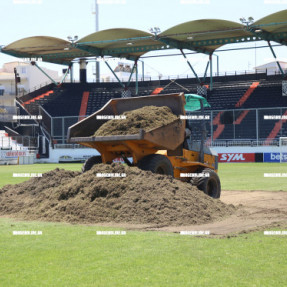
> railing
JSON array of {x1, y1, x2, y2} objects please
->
[
  {"x1": 46, "y1": 106, "x2": 287, "y2": 148},
  {"x1": 19, "y1": 80, "x2": 55, "y2": 97},
  {"x1": 0, "y1": 136, "x2": 38, "y2": 149},
  {"x1": 207, "y1": 140, "x2": 279, "y2": 147},
  {"x1": 63, "y1": 69, "x2": 287, "y2": 84},
  {"x1": 54, "y1": 144, "x2": 90, "y2": 149},
  {"x1": 39, "y1": 106, "x2": 52, "y2": 135}
]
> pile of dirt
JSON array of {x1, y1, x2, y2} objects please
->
[
  {"x1": 94, "y1": 106, "x2": 178, "y2": 136},
  {"x1": 0, "y1": 164, "x2": 235, "y2": 226}
]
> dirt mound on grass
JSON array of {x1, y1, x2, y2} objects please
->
[
  {"x1": 0, "y1": 164, "x2": 235, "y2": 226},
  {"x1": 94, "y1": 106, "x2": 178, "y2": 136}
]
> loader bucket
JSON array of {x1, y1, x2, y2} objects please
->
[{"x1": 67, "y1": 93, "x2": 186, "y2": 161}]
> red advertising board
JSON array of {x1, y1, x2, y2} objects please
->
[
  {"x1": 218, "y1": 153, "x2": 255, "y2": 163},
  {"x1": 0, "y1": 150, "x2": 27, "y2": 159}
]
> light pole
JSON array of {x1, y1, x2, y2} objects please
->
[{"x1": 93, "y1": 0, "x2": 100, "y2": 82}]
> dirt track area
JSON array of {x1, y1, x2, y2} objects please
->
[{"x1": 117, "y1": 190, "x2": 287, "y2": 235}]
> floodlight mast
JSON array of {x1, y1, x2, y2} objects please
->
[{"x1": 95, "y1": 0, "x2": 100, "y2": 82}]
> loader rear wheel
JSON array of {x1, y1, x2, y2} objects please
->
[
  {"x1": 137, "y1": 154, "x2": 174, "y2": 177},
  {"x1": 191, "y1": 168, "x2": 221, "y2": 199},
  {"x1": 82, "y1": 156, "x2": 102, "y2": 173}
]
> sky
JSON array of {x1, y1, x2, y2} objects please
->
[{"x1": 0, "y1": 0, "x2": 287, "y2": 82}]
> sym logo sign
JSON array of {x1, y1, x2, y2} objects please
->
[
  {"x1": 218, "y1": 153, "x2": 255, "y2": 163},
  {"x1": 264, "y1": 153, "x2": 287, "y2": 163}
]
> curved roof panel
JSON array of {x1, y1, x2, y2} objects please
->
[
  {"x1": 2, "y1": 36, "x2": 92, "y2": 64},
  {"x1": 1, "y1": 10, "x2": 287, "y2": 64},
  {"x1": 76, "y1": 28, "x2": 160, "y2": 58},
  {"x1": 253, "y1": 9, "x2": 287, "y2": 34},
  {"x1": 159, "y1": 19, "x2": 251, "y2": 52},
  {"x1": 251, "y1": 10, "x2": 287, "y2": 45}
]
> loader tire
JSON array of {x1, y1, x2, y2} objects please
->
[
  {"x1": 82, "y1": 156, "x2": 102, "y2": 173},
  {"x1": 137, "y1": 154, "x2": 174, "y2": 177},
  {"x1": 191, "y1": 168, "x2": 221, "y2": 199}
]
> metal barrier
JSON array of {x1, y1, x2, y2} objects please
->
[
  {"x1": 0, "y1": 135, "x2": 38, "y2": 149},
  {"x1": 51, "y1": 116, "x2": 81, "y2": 144},
  {"x1": 47, "y1": 106, "x2": 287, "y2": 146}
]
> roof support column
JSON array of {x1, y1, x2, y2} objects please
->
[
  {"x1": 79, "y1": 59, "x2": 88, "y2": 83},
  {"x1": 31, "y1": 61, "x2": 58, "y2": 85},
  {"x1": 180, "y1": 49, "x2": 201, "y2": 84},
  {"x1": 126, "y1": 62, "x2": 137, "y2": 86},
  {"x1": 70, "y1": 63, "x2": 74, "y2": 83},
  {"x1": 209, "y1": 53, "x2": 213, "y2": 91},
  {"x1": 203, "y1": 61, "x2": 210, "y2": 83},
  {"x1": 104, "y1": 61, "x2": 125, "y2": 88},
  {"x1": 126, "y1": 59, "x2": 139, "y2": 95},
  {"x1": 60, "y1": 64, "x2": 72, "y2": 84},
  {"x1": 135, "y1": 59, "x2": 138, "y2": 95},
  {"x1": 267, "y1": 41, "x2": 285, "y2": 77}
]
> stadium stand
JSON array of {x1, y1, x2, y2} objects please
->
[
  {"x1": 3, "y1": 72, "x2": 286, "y2": 151},
  {"x1": 242, "y1": 80, "x2": 285, "y2": 109}
]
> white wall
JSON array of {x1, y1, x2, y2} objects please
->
[
  {"x1": 36, "y1": 147, "x2": 99, "y2": 163},
  {"x1": 25, "y1": 64, "x2": 61, "y2": 91},
  {"x1": 0, "y1": 62, "x2": 61, "y2": 96},
  {"x1": 213, "y1": 146, "x2": 281, "y2": 154},
  {"x1": 255, "y1": 61, "x2": 287, "y2": 76}
]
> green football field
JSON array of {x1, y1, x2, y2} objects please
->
[
  {"x1": 0, "y1": 162, "x2": 286, "y2": 191},
  {"x1": 0, "y1": 163, "x2": 286, "y2": 286}
]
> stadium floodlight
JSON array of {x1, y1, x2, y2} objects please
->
[
  {"x1": 240, "y1": 16, "x2": 254, "y2": 26},
  {"x1": 67, "y1": 35, "x2": 78, "y2": 44},
  {"x1": 149, "y1": 27, "x2": 161, "y2": 36}
]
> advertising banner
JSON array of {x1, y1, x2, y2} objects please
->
[
  {"x1": 0, "y1": 150, "x2": 27, "y2": 159},
  {"x1": 264, "y1": 152, "x2": 287, "y2": 163},
  {"x1": 218, "y1": 153, "x2": 255, "y2": 163}
]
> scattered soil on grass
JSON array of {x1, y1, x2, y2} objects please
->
[
  {"x1": 94, "y1": 106, "x2": 178, "y2": 136},
  {"x1": 157, "y1": 190, "x2": 287, "y2": 235},
  {"x1": 0, "y1": 164, "x2": 235, "y2": 226}
]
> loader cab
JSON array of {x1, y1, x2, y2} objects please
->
[{"x1": 183, "y1": 94, "x2": 211, "y2": 153}]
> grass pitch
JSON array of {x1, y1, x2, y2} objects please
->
[
  {"x1": 219, "y1": 163, "x2": 287, "y2": 191},
  {"x1": 0, "y1": 163, "x2": 286, "y2": 286},
  {"x1": 0, "y1": 218, "x2": 286, "y2": 287},
  {"x1": 0, "y1": 162, "x2": 286, "y2": 191}
]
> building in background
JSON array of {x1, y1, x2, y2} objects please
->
[
  {"x1": 0, "y1": 61, "x2": 61, "y2": 96},
  {"x1": 255, "y1": 59, "x2": 287, "y2": 76}
]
